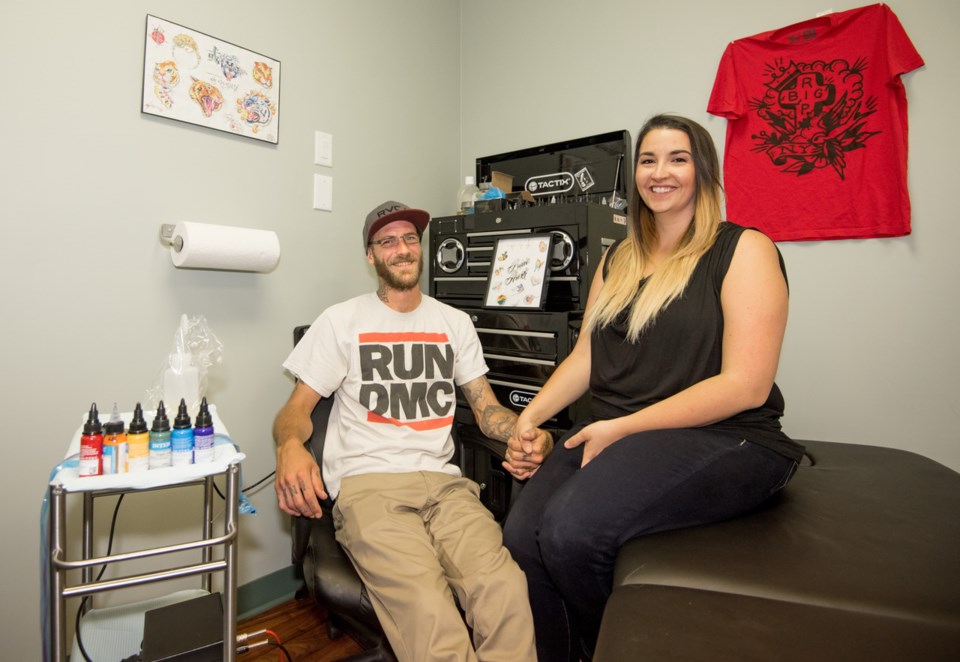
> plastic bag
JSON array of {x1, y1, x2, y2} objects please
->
[
  {"x1": 146, "y1": 314, "x2": 223, "y2": 415},
  {"x1": 478, "y1": 185, "x2": 505, "y2": 200}
]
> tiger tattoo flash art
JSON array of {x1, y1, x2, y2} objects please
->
[
  {"x1": 252, "y1": 61, "x2": 273, "y2": 88},
  {"x1": 152, "y1": 60, "x2": 180, "y2": 108},
  {"x1": 189, "y1": 78, "x2": 224, "y2": 118},
  {"x1": 236, "y1": 90, "x2": 275, "y2": 133}
]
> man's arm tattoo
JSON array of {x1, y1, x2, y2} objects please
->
[
  {"x1": 478, "y1": 404, "x2": 517, "y2": 443},
  {"x1": 461, "y1": 379, "x2": 517, "y2": 442}
]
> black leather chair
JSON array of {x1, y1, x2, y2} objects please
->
[
  {"x1": 289, "y1": 325, "x2": 395, "y2": 662},
  {"x1": 290, "y1": 394, "x2": 396, "y2": 662}
]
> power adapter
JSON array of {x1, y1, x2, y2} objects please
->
[{"x1": 140, "y1": 592, "x2": 224, "y2": 661}]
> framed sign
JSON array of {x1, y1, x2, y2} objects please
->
[
  {"x1": 483, "y1": 234, "x2": 553, "y2": 310},
  {"x1": 141, "y1": 15, "x2": 281, "y2": 144}
]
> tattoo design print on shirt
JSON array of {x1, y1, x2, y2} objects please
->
[{"x1": 749, "y1": 57, "x2": 879, "y2": 180}]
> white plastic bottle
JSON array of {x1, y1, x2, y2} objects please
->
[
  {"x1": 164, "y1": 359, "x2": 199, "y2": 415},
  {"x1": 456, "y1": 176, "x2": 480, "y2": 215}
]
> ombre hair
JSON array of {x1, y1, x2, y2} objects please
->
[{"x1": 585, "y1": 114, "x2": 724, "y2": 341}]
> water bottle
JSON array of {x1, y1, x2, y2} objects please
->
[{"x1": 456, "y1": 176, "x2": 480, "y2": 215}]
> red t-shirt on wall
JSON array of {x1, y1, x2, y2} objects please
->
[{"x1": 707, "y1": 4, "x2": 924, "y2": 241}]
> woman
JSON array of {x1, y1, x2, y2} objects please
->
[{"x1": 502, "y1": 114, "x2": 805, "y2": 661}]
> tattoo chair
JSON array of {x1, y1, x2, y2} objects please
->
[{"x1": 290, "y1": 325, "x2": 396, "y2": 662}]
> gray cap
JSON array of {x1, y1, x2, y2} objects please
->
[{"x1": 362, "y1": 200, "x2": 430, "y2": 251}]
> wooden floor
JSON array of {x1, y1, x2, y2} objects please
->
[{"x1": 236, "y1": 594, "x2": 365, "y2": 661}]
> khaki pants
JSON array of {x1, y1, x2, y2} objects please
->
[{"x1": 333, "y1": 472, "x2": 536, "y2": 662}]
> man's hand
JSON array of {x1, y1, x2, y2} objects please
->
[
  {"x1": 275, "y1": 441, "x2": 328, "y2": 518},
  {"x1": 503, "y1": 426, "x2": 554, "y2": 481}
]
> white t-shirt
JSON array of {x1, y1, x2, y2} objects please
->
[{"x1": 283, "y1": 293, "x2": 488, "y2": 498}]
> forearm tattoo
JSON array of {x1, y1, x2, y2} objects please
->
[
  {"x1": 478, "y1": 405, "x2": 517, "y2": 442},
  {"x1": 462, "y1": 380, "x2": 517, "y2": 442}
]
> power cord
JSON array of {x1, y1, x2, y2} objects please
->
[
  {"x1": 212, "y1": 469, "x2": 276, "y2": 501},
  {"x1": 74, "y1": 493, "x2": 125, "y2": 662},
  {"x1": 237, "y1": 640, "x2": 293, "y2": 660},
  {"x1": 241, "y1": 470, "x2": 276, "y2": 493},
  {"x1": 237, "y1": 628, "x2": 292, "y2": 660}
]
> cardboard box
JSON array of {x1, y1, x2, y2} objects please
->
[{"x1": 491, "y1": 170, "x2": 514, "y2": 194}]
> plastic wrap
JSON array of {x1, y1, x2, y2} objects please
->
[{"x1": 146, "y1": 314, "x2": 223, "y2": 415}]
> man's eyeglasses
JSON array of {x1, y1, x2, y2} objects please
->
[{"x1": 369, "y1": 233, "x2": 420, "y2": 249}]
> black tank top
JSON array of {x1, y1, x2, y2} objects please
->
[{"x1": 591, "y1": 222, "x2": 803, "y2": 461}]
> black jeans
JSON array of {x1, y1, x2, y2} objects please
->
[{"x1": 502, "y1": 424, "x2": 798, "y2": 662}]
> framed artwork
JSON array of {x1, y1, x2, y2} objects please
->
[
  {"x1": 141, "y1": 15, "x2": 281, "y2": 144},
  {"x1": 483, "y1": 234, "x2": 553, "y2": 310}
]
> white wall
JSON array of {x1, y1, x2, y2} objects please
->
[
  {"x1": 5, "y1": 1, "x2": 958, "y2": 658},
  {"x1": 461, "y1": 1, "x2": 960, "y2": 471},
  {"x1": 1, "y1": 1, "x2": 459, "y2": 658}
]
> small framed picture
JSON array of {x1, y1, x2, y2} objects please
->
[{"x1": 483, "y1": 234, "x2": 553, "y2": 310}]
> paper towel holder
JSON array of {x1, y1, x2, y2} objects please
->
[{"x1": 159, "y1": 224, "x2": 184, "y2": 252}]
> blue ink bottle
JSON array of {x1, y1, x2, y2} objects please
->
[{"x1": 171, "y1": 398, "x2": 194, "y2": 466}]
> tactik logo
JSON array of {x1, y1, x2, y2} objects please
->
[
  {"x1": 509, "y1": 390, "x2": 537, "y2": 408},
  {"x1": 525, "y1": 172, "x2": 574, "y2": 196}
]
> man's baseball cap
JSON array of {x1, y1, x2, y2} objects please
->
[{"x1": 362, "y1": 200, "x2": 430, "y2": 251}]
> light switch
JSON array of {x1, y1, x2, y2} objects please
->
[
  {"x1": 314, "y1": 131, "x2": 333, "y2": 167},
  {"x1": 313, "y1": 174, "x2": 333, "y2": 211}
]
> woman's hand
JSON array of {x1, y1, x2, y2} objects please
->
[
  {"x1": 503, "y1": 424, "x2": 554, "y2": 480},
  {"x1": 563, "y1": 419, "x2": 626, "y2": 467}
]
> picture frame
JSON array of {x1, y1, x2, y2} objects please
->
[
  {"x1": 141, "y1": 14, "x2": 281, "y2": 144},
  {"x1": 483, "y1": 234, "x2": 553, "y2": 310}
]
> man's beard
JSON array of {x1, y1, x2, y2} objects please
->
[{"x1": 373, "y1": 251, "x2": 423, "y2": 291}]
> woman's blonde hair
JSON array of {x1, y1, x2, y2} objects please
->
[{"x1": 585, "y1": 114, "x2": 724, "y2": 342}]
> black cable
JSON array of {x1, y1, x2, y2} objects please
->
[
  {"x1": 237, "y1": 640, "x2": 294, "y2": 659},
  {"x1": 211, "y1": 469, "x2": 277, "y2": 501},
  {"x1": 242, "y1": 470, "x2": 277, "y2": 493},
  {"x1": 268, "y1": 641, "x2": 294, "y2": 662},
  {"x1": 75, "y1": 493, "x2": 125, "y2": 662}
]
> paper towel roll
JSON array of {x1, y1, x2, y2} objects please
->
[{"x1": 171, "y1": 222, "x2": 280, "y2": 272}]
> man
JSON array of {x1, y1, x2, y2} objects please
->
[{"x1": 273, "y1": 200, "x2": 552, "y2": 662}]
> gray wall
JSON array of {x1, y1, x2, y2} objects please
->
[
  {"x1": 3, "y1": 1, "x2": 956, "y2": 658},
  {"x1": 2, "y1": 1, "x2": 459, "y2": 657},
  {"x1": 460, "y1": 0, "x2": 959, "y2": 469}
]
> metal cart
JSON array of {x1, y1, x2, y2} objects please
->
[{"x1": 46, "y1": 407, "x2": 243, "y2": 661}]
